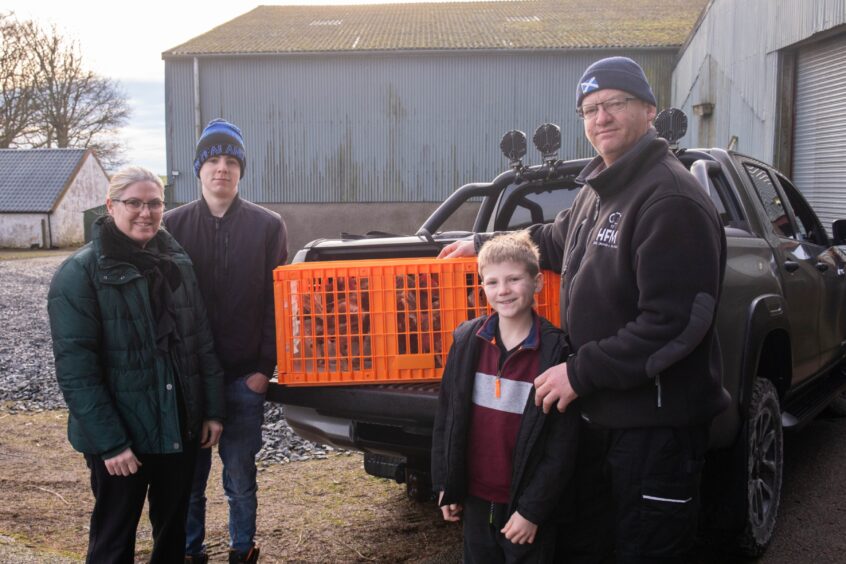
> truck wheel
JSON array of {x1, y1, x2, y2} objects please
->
[
  {"x1": 826, "y1": 390, "x2": 846, "y2": 416},
  {"x1": 737, "y1": 378, "x2": 783, "y2": 556}
]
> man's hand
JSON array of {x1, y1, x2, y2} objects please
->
[
  {"x1": 104, "y1": 447, "x2": 142, "y2": 476},
  {"x1": 438, "y1": 240, "x2": 476, "y2": 259},
  {"x1": 438, "y1": 491, "x2": 463, "y2": 522},
  {"x1": 501, "y1": 511, "x2": 538, "y2": 544},
  {"x1": 245, "y1": 371, "x2": 270, "y2": 394},
  {"x1": 534, "y1": 361, "x2": 578, "y2": 413},
  {"x1": 200, "y1": 420, "x2": 223, "y2": 448}
]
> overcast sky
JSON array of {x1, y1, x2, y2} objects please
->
[{"x1": 5, "y1": 0, "x2": 499, "y2": 173}]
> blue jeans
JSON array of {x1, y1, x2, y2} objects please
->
[{"x1": 185, "y1": 375, "x2": 265, "y2": 555}]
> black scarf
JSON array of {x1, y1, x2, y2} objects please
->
[{"x1": 100, "y1": 218, "x2": 183, "y2": 353}]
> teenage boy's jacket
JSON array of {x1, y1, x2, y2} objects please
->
[
  {"x1": 164, "y1": 194, "x2": 288, "y2": 384},
  {"x1": 524, "y1": 129, "x2": 730, "y2": 429},
  {"x1": 431, "y1": 314, "x2": 579, "y2": 526}
]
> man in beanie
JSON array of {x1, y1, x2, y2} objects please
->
[
  {"x1": 440, "y1": 57, "x2": 728, "y2": 562},
  {"x1": 165, "y1": 118, "x2": 288, "y2": 564}
]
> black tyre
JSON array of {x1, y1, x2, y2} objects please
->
[
  {"x1": 826, "y1": 389, "x2": 846, "y2": 416},
  {"x1": 736, "y1": 378, "x2": 783, "y2": 556}
]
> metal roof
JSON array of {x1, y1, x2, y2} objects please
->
[
  {"x1": 163, "y1": 0, "x2": 709, "y2": 57},
  {"x1": 0, "y1": 149, "x2": 90, "y2": 213}
]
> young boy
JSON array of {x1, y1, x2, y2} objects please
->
[{"x1": 431, "y1": 231, "x2": 579, "y2": 563}]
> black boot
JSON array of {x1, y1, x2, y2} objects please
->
[{"x1": 229, "y1": 545, "x2": 260, "y2": 563}]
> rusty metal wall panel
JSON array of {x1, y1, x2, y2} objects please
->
[
  {"x1": 672, "y1": 0, "x2": 846, "y2": 162},
  {"x1": 165, "y1": 50, "x2": 675, "y2": 204}
]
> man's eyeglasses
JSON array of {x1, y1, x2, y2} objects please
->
[
  {"x1": 577, "y1": 97, "x2": 637, "y2": 120},
  {"x1": 113, "y1": 198, "x2": 165, "y2": 213}
]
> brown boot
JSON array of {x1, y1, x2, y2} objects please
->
[{"x1": 184, "y1": 555, "x2": 209, "y2": 564}]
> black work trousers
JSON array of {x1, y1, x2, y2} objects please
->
[
  {"x1": 84, "y1": 442, "x2": 198, "y2": 564},
  {"x1": 556, "y1": 423, "x2": 709, "y2": 564},
  {"x1": 463, "y1": 495, "x2": 556, "y2": 564}
]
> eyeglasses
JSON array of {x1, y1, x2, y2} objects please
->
[
  {"x1": 113, "y1": 198, "x2": 165, "y2": 212},
  {"x1": 577, "y1": 97, "x2": 637, "y2": 120}
]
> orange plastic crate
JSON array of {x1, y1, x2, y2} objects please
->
[{"x1": 273, "y1": 257, "x2": 561, "y2": 386}]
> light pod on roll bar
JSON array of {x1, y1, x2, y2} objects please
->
[{"x1": 500, "y1": 130, "x2": 527, "y2": 170}]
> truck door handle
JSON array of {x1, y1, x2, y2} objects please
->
[
  {"x1": 815, "y1": 262, "x2": 829, "y2": 272},
  {"x1": 783, "y1": 260, "x2": 799, "y2": 272}
]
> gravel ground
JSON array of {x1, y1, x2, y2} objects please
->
[{"x1": 0, "y1": 252, "x2": 332, "y2": 464}]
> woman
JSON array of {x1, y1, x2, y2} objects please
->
[{"x1": 48, "y1": 166, "x2": 225, "y2": 563}]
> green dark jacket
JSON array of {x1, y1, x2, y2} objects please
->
[{"x1": 48, "y1": 218, "x2": 225, "y2": 459}]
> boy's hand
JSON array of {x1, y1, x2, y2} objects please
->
[
  {"x1": 438, "y1": 491, "x2": 463, "y2": 522},
  {"x1": 438, "y1": 240, "x2": 476, "y2": 259},
  {"x1": 200, "y1": 420, "x2": 223, "y2": 448},
  {"x1": 501, "y1": 511, "x2": 538, "y2": 544},
  {"x1": 534, "y1": 362, "x2": 578, "y2": 413},
  {"x1": 245, "y1": 371, "x2": 270, "y2": 394}
]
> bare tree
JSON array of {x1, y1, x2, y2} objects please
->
[
  {"x1": 0, "y1": 14, "x2": 39, "y2": 147},
  {"x1": 28, "y1": 23, "x2": 130, "y2": 168},
  {"x1": 0, "y1": 16, "x2": 131, "y2": 168}
]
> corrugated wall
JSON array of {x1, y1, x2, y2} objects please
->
[
  {"x1": 672, "y1": 0, "x2": 846, "y2": 163},
  {"x1": 792, "y1": 33, "x2": 846, "y2": 229},
  {"x1": 165, "y1": 59, "x2": 200, "y2": 203},
  {"x1": 165, "y1": 50, "x2": 674, "y2": 204}
]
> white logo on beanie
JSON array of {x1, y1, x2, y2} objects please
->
[{"x1": 580, "y1": 77, "x2": 599, "y2": 94}]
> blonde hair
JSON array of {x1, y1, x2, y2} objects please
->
[
  {"x1": 108, "y1": 166, "x2": 164, "y2": 200},
  {"x1": 477, "y1": 230, "x2": 541, "y2": 277}
]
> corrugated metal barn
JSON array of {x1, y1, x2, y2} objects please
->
[
  {"x1": 162, "y1": 0, "x2": 707, "y2": 253},
  {"x1": 672, "y1": 0, "x2": 846, "y2": 230}
]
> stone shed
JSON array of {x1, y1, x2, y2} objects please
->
[{"x1": 0, "y1": 149, "x2": 108, "y2": 248}]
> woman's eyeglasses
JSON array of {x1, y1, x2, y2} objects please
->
[{"x1": 113, "y1": 198, "x2": 165, "y2": 213}]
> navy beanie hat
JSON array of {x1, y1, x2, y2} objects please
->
[
  {"x1": 194, "y1": 118, "x2": 247, "y2": 178},
  {"x1": 576, "y1": 56, "x2": 657, "y2": 108}
]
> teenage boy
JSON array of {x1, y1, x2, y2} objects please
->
[
  {"x1": 164, "y1": 118, "x2": 288, "y2": 564},
  {"x1": 431, "y1": 231, "x2": 579, "y2": 564}
]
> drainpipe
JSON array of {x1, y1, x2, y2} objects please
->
[
  {"x1": 194, "y1": 57, "x2": 202, "y2": 194},
  {"x1": 193, "y1": 57, "x2": 202, "y2": 141}
]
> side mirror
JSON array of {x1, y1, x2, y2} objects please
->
[
  {"x1": 500, "y1": 130, "x2": 527, "y2": 169},
  {"x1": 832, "y1": 219, "x2": 846, "y2": 245}
]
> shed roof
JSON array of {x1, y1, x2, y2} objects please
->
[
  {"x1": 0, "y1": 149, "x2": 93, "y2": 213},
  {"x1": 163, "y1": 0, "x2": 709, "y2": 57}
]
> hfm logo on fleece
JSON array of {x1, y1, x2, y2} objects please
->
[{"x1": 593, "y1": 211, "x2": 622, "y2": 248}]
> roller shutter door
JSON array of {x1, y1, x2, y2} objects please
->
[{"x1": 792, "y1": 33, "x2": 846, "y2": 231}]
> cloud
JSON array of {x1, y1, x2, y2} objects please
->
[{"x1": 118, "y1": 80, "x2": 166, "y2": 174}]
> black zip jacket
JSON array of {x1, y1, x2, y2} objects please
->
[
  {"x1": 431, "y1": 315, "x2": 579, "y2": 526},
  {"x1": 525, "y1": 130, "x2": 730, "y2": 428},
  {"x1": 164, "y1": 195, "x2": 288, "y2": 383}
]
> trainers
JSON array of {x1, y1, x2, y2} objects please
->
[
  {"x1": 229, "y1": 545, "x2": 260, "y2": 564},
  {"x1": 184, "y1": 555, "x2": 209, "y2": 564}
]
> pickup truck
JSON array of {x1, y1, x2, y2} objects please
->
[{"x1": 267, "y1": 112, "x2": 846, "y2": 556}]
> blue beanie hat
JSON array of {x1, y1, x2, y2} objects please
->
[
  {"x1": 194, "y1": 118, "x2": 247, "y2": 178},
  {"x1": 576, "y1": 56, "x2": 657, "y2": 108}
]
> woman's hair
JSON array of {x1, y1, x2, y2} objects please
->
[
  {"x1": 108, "y1": 166, "x2": 165, "y2": 200},
  {"x1": 477, "y1": 230, "x2": 541, "y2": 277}
]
